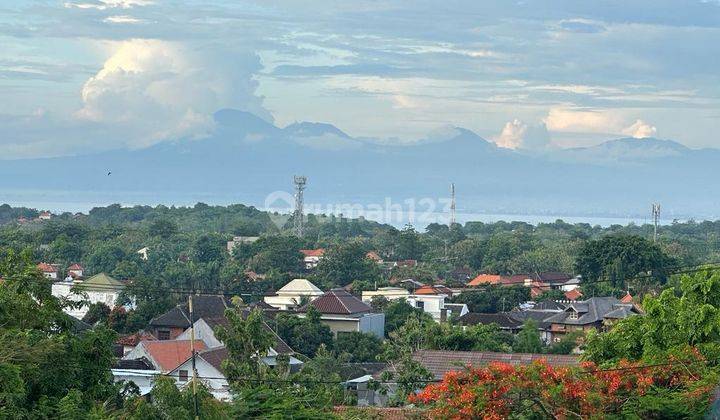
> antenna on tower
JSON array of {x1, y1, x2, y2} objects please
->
[
  {"x1": 450, "y1": 182, "x2": 456, "y2": 226},
  {"x1": 293, "y1": 175, "x2": 307, "y2": 237},
  {"x1": 651, "y1": 203, "x2": 661, "y2": 243}
]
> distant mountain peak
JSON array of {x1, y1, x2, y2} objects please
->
[{"x1": 283, "y1": 121, "x2": 351, "y2": 139}]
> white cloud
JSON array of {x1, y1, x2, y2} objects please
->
[
  {"x1": 544, "y1": 108, "x2": 624, "y2": 134},
  {"x1": 76, "y1": 39, "x2": 270, "y2": 148},
  {"x1": 103, "y1": 15, "x2": 144, "y2": 24},
  {"x1": 494, "y1": 119, "x2": 551, "y2": 150},
  {"x1": 64, "y1": 0, "x2": 153, "y2": 10},
  {"x1": 622, "y1": 119, "x2": 657, "y2": 138}
]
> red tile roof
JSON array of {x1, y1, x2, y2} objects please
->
[
  {"x1": 620, "y1": 292, "x2": 633, "y2": 303},
  {"x1": 306, "y1": 289, "x2": 372, "y2": 315},
  {"x1": 300, "y1": 249, "x2": 325, "y2": 257},
  {"x1": 141, "y1": 340, "x2": 206, "y2": 372},
  {"x1": 117, "y1": 331, "x2": 157, "y2": 347},
  {"x1": 467, "y1": 274, "x2": 503, "y2": 286},
  {"x1": 366, "y1": 251, "x2": 382, "y2": 261},
  {"x1": 414, "y1": 285, "x2": 452, "y2": 295},
  {"x1": 564, "y1": 289, "x2": 583, "y2": 301},
  {"x1": 37, "y1": 262, "x2": 57, "y2": 273},
  {"x1": 68, "y1": 263, "x2": 83, "y2": 271}
]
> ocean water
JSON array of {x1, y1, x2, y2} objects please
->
[{"x1": 0, "y1": 188, "x2": 691, "y2": 228}]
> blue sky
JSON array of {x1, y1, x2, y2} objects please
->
[{"x1": 1, "y1": 0, "x2": 719, "y2": 158}]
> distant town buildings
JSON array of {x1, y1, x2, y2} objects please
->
[
  {"x1": 226, "y1": 236, "x2": 260, "y2": 254},
  {"x1": 300, "y1": 248, "x2": 325, "y2": 269}
]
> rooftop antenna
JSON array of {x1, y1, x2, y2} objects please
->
[
  {"x1": 652, "y1": 203, "x2": 661, "y2": 243},
  {"x1": 293, "y1": 175, "x2": 307, "y2": 237},
  {"x1": 450, "y1": 182, "x2": 456, "y2": 226}
]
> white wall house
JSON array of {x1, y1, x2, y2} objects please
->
[
  {"x1": 264, "y1": 278, "x2": 324, "y2": 310},
  {"x1": 51, "y1": 273, "x2": 126, "y2": 319},
  {"x1": 361, "y1": 287, "x2": 466, "y2": 323},
  {"x1": 168, "y1": 348, "x2": 232, "y2": 401},
  {"x1": 300, "y1": 249, "x2": 325, "y2": 269},
  {"x1": 37, "y1": 263, "x2": 59, "y2": 280}
]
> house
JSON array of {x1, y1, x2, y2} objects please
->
[
  {"x1": 457, "y1": 312, "x2": 525, "y2": 334},
  {"x1": 300, "y1": 249, "x2": 325, "y2": 269},
  {"x1": 564, "y1": 288, "x2": 583, "y2": 301},
  {"x1": 301, "y1": 289, "x2": 385, "y2": 338},
  {"x1": 620, "y1": 292, "x2": 634, "y2": 303},
  {"x1": 37, "y1": 262, "x2": 59, "y2": 280},
  {"x1": 354, "y1": 349, "x2": 580, "y2": 406},
  {"x1": 175, "y1": 316, "x2": 302, "y2": 369},
  {"x1": 51, "y1": 272, "x2": 127, "y2": 319},
  {"x1": 365, "y1": 251, "x2": 383, "y2": 263},
  {"x1": 467, "y1": 274, "x2": 503, "y2": 286},
  {"x1": 361, "y1": 286, "x2": 467, "y2": 322},
  {"x1": 393, "y1": 259, "x2": 417, "y2": 269},
  {"x1": 263, "y1": 278, "x2": 324, "y2": 310},
  {"x1": 67, "y1": 263, "x2": 84, "y2": 278},
  {"x1": 226, "y1": 236, "x2": 260, "y2": 254},
  {"x1": 123, "y1": 340, "x2": 207, "y2": 373},
  {"x1": 112, "y1": 358, "x2": 159, "y2": 395},
  {"x1": 38, "y1": 211, "x2": 52, "y2": 220},
  {"x1": 116, "y1": 331, "x2": 157, "y2": 355},
  {"x1": 168, "y1": 347, "x2": 232, "y2": 400},
  {"x1": 543, "y1": 297, "x2": 641, "y2": 342},
  {"x1": 147, "y1": 295, "x2": 232, "y2": 340},
  {"x1": 137, "y1": 247, "x2": 150, "y2": 261}
]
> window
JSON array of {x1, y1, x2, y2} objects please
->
[
  {"x1": 569, "y1": 310, "x2": 578, "y2": 320},
  {"x1": 158, "y1": 329, "x2": 171, "y2": 340},
  {"x1": 178, "y1": 370, "x2": 188, "y2": 382},
  {"x1": 415, "y1": 301, "x2": 425, "y2": 310}
]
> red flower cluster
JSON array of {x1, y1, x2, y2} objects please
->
[{"x1": 409, "y1": 349, "x2": 715, "y2": 419}]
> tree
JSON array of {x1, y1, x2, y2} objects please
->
[
  {"x1": 575, "y1": 234, "x2": 676, "y2": 289},
  {"x1": 0, "y1": 249, "x2": 119, "y2": 416},
  {"x1": 246, "y1": 236, "x2": 304, "y2": 274},
  {"x1": 383, "y1": 299, "x2": 432, "y2": 336},
  {"x1": 411, "y1": 348, "x2": 718, "y2": 419},
  {"x1": 214, "y1": 306, "x2": 275, "y2": 385},
  {"x1": 451, "y1": 285, "x2": 530, "y2": 313},
  {"x1": 584, "y1": 268, "x2": 720, "y2": 364},
  {"x1": 148, "y1": 219, "x2": 178, "y2": 239},
  {"x1": 81, "y1": 302, "x2": 111, "y2": 326},
  {"x1": 512, "y1": 320, "x2": 542, "y2": 353},
  {"x1": 335, "y1": 332, "x2": 383, "y2": 362},
  {"x1": 313, "y1": 242, "x2": 380, "y2": 288},
  {"x1": 193, "y1": 233, "x2": 226, "y2": 264},
  {"x1": 273, "y1": 307, "x2": 334, "y2": 357}
]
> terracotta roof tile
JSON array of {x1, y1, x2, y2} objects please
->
[
  {"x1": 300, "y1": 249, "x2": 325, "y2": 257},
  {"x1": 37, "y1": 262, "x2": 57, "y2": 273},
  {"x1": 565, "y1": 289, "x2": 583, "y2": 300},
  {"x1": 467, "y1": 274, "x2": 503, "y2": 286},
  {"x1": 141, "y1": 340, "x2": 206, "y2": 372}
]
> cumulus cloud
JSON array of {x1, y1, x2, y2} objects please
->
[
  {"x1": 544, "y1": 107, "x2": 658, "y2": 141},
  {"x1": 494, "y1": 119, "x2": 551, "y2": 150},
  {"x1": 76, "y1": 39, "x2": 271, "y2": 148},
  {"x1": 622, "y1": 119, "x2": 657, "y2": 138},
  {"x1": 544, "y1": 108, "x2": 624, "y2": 134},
  {"x1": 0, "y1": 39, "x2": 271, "y2": 158}
]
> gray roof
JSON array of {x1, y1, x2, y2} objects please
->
[
  {"x1": 458, "y1": 312, "x2": 523, "y2": 329},
  {"x1": 543, "y1": 297, "x2": 639, "y2": 325},
  {"x1": 403, "y1": 350, "x2": 580, "y2": 380}
]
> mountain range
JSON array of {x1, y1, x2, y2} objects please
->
[{"x1": 1, "y1": 109, "x2": 718, "y2": 221}]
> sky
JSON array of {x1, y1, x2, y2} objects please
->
[{"x1": 1, "y1": 0, "x2": 719, "y2": 158}]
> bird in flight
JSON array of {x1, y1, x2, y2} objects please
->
[{"x1": 107, "y1": 171, "x2": 112, "y2": 176}]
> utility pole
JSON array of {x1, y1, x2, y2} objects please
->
[
  {"x1": 449, "y1": 182, "x2": 456, "y2": 226},
  {"x1": 189, "y1": 294, "x2": 199, "y2": 420},
  {"x1": 293, "y1": 175, "x2": 307, "y2": 237},
  {"x1": 652, "y1": 203, "x2": 661, "y2": 243}
]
